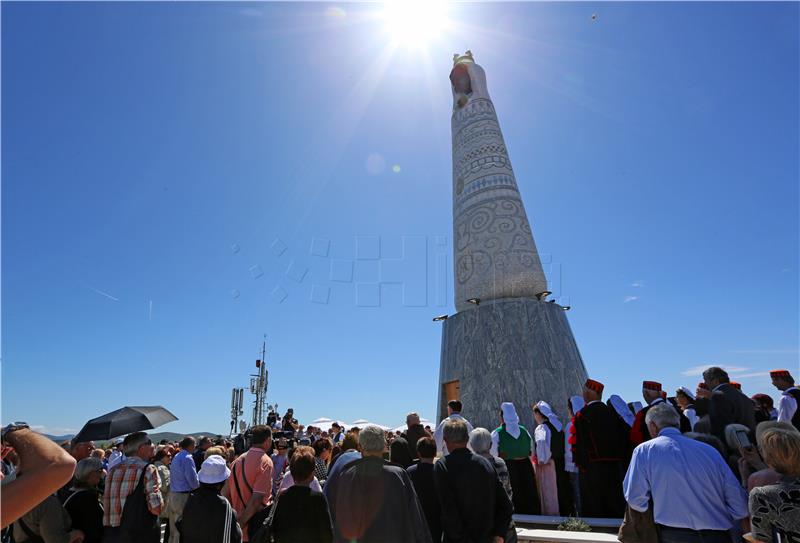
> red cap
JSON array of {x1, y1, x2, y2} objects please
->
[
  {"x1": 730, "y1": 381, "x2": 741, "y2": 390},
  {"x1": 698, "y1": 382, "x2": 709, "y2": 390},
  {"x1": 770, "y1": 369, "x2": 792, "y2": 379},
  {"x1": 584, "y1": 379, "x2": 604, "y2": 393},
  {"x1": 642, "y1": 381, "x2": 662, "y2": 391}
]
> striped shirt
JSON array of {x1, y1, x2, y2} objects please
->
[{"x1": 103, "y1": 456, "x2": 162, "y2": 527}]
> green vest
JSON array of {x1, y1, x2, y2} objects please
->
[{"x1": 494, "y1": 424, "x2": 531, "y2": 459}]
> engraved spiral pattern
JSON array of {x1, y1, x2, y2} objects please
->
[{"x1": 452, "y1": 90, "x2": 548, "y2": 311}]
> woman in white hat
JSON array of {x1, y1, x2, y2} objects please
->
[
  {"x1": 532, "y1": 401, "x2": 569, "y2": 516},
  {"x1": 490, "y1": 402, "x2": 540, "y2": 515},
  {"x1": 178, "y1": 456, "x2": 241, "y2": 543}
]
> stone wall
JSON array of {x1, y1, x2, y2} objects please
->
[{"x1": 437, "y1": 297, "x2": 588, "y2": 433}]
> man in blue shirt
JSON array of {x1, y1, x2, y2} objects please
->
[
  {"x1": 168, "y1": 436, "x2": 200, "y2": 543},
  {"x1": 623, "y1": 403, "x2": 748, "y2": 543}
]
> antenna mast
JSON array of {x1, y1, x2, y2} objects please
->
[{"x1": 250, "y1": 335, "x2": 269, "y2": 427}]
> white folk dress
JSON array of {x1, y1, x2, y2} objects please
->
[{"x1": 533, "y1": 423, "x2": 559, "y2": 515}]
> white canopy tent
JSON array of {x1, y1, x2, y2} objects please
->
[{"x1": 310, "y1": 417, "x2": 334, "y2": 425}]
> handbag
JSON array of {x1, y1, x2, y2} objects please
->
[
  {"x1": 16, "y1": 518, "x2": 45, "y2": 543},
  {"x1": 249, "y1": 490, "x2": 281, "y2": 543},
  {"x1": 618, "y1": 504, "x2": 658, "y2": 543}
]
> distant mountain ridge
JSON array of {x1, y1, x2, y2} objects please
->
[{"x1": 45, "y1": 431, "x2": 222, "y2": 445}]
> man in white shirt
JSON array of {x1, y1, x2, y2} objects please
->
[
  {"x1": 623, "y1": 403, "x2": 748, "y2": 543},
  {"x1": 771, "y1": 369, "x2": 800, "y2": 431},
  {"x1": 434, "y1": 400, "x2": 474, "y2": 456}
]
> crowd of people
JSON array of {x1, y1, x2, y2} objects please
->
[{"x1": 1, "y1": 366, "x2": 798, "y2": 543}]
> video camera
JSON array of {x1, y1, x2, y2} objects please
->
[{"x1": 273, "y1": 430, "x2": 296, "y2": 450}]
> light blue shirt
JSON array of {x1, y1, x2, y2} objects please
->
[
  {"x1": 170, "y1": 449, "x2": 199, "y2": 492},
  {"x1": 623, "y1": 428, "x2": 748, "y2": 530}
]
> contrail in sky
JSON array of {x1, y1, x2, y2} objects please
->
[{"x1": 90, "y1": 287, "x2": 119, "y2": 302}]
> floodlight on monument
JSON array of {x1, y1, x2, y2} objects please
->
[
  {"x1": 432, "y1": 315, "x2": 449, "y2": 322},
  {"x1": 536, "y1": 291, "x2": 552, "y2": 301},
  {"x1": 547, "y1": 299, "x2": 556, "y2": 304},
  {"x1": 562, "y1": 306, "x2": 571, "y2": 311},
  {"x1": 467, "y1": 298, "x2": 480, "y2": 306}
]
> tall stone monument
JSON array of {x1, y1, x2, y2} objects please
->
[{"x1": 437, "y1": 51, "x2": 589, "y2": 432}]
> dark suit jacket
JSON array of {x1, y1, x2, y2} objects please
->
[
  {"x1": 329, "y1": 456, "x2": 431, "y2": 543},
  {"x1": 433, "y1": 448, "x2": 513, "y2": 543},
  {"x1": 709, "y1": 383, "x2": 757, "y2": 447},
  {"x1": 271, "y1": 485, "x2": 333, "y2": 543},
  {"x1": 408, "y1": 463, "x2": 442, "y2": 543},
  {"x1": 403, "y1": 424, "x2": 431, "y2": 459},
  {"x1": 574, "y1": 401, "x2": 626, "y2": 468}
]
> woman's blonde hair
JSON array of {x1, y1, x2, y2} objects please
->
[
  {"x1": 761, "y1": 428, "x2": 800, "y2": 477},
  {"x1": 204, "y1": 446, "x2": 226, "y2": 460}
]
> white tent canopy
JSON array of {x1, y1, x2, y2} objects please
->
[
  {"x1": 311, "y1": 417, "x2": 334, "y2": 425},
  {"x1": 348, "y1": 420, "x2": 391, "y2": 431}
]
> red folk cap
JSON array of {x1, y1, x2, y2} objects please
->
[
  {"x1": 698, "y1": 382, "x2": 709, "y2": 390},
  {"x1": 584, "y1": 379, "x2": 604, "y2": 393},
  {"x1": 730, "y1": 381, "x2": 742, "y2": 390},
  {"x1": 770, "y1": 369, "x2": 792, "y2": 379},
  {"x1": 642, "y1": 381, "x2": 662, "y2": 391}
]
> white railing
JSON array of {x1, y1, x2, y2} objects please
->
[
  {"x1": 516, "y1": 528, "x2": 620, "y2": 543},
  {"x1": 513, "y1": 515, "x2": 622, "y2": 543}
]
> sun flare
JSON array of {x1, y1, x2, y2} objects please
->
[{"x1": 382, "y1": 0, "x2": 450, "y2": 48}]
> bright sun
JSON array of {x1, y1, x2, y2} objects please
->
[{"x1": 382, "y1": 0, "x2": 450, "y2": 48}]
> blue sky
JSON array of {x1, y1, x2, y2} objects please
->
[{"x1": 3, "y1": 2, "x2": 798, "y2": 436}]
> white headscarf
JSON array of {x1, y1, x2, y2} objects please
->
[
  {"x1": 609, "y1": 394, "x2": 635, "y2": 426},
  {"x1": 501, "y1": 402, "x2": 521, "y2": 438},
  {"x1": 569, "y1": 395, "x2": 585, "y2": 415},
  {"x1": 631, "y1": 401, "x2": 644, "y2": 414},
  {"x1": 534, "y1": 401, "x2": 563, "y2": 432}
]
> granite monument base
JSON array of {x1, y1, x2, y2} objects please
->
[{"x1": 437, "y1": 297, "x2": 588, "y2": 433}]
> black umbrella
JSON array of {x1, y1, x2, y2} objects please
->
[{"x1": 73, "y1": 406, "x2": 178, "y2": 443}]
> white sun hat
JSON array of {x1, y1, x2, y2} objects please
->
[{"x1": 198, "y1": 455, "x2": 231, "y2": 485}]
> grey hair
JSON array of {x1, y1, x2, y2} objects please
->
[
  {"x1": 359, "y1": 425, "x2": 386, "y2": 454},
  {"x1": 123, "y1": 432, "x2": 151, "y2": 456},
  {"x1": 406, "y1": 412, "x2": 420, "y2": 425},
  {"x1": 74, "y1": 457, "x2": 103, "y2": 484},
  {"x1": 702, "y1": 366, "x2": 729, "y2": 383},
  {"x1": 645, "y1": 403, "x2": 680, "y2": 430},
  {"x1": 443, "y1": 419, "x2": 469, "y2": 445},
  {"x1": 468, "y1": 428, "x2": 492, "y2": 455}
]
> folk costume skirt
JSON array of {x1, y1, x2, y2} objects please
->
[
  {"x1": 504, "y1": 457, "x2": 540, "y2": 515},
  {"x1": 534, "y1": 460, "x2": 559, "y2": 516}
]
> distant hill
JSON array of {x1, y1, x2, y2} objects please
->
[
  {"x1": 45, "y1": 431, "x2": 222, "y2": 446},
  {"x1": 44, "y1": 434, "x2": 76, "y2": 443}
]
